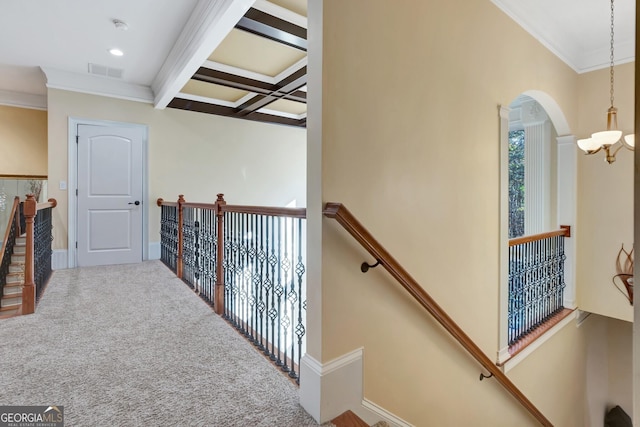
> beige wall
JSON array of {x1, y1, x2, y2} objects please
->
[
  {"x1": 314, "y1": 0, "x2": 626, "y2": 424},
  {"x1": 0, "y1": 105, "x2": 47, "y2": 176},
  {"x1": 577, "y1": 63, "x2": 634, "y2": 321},
  {"x1": 47, "y1": 89, "x2": 306, "y2": 250}
]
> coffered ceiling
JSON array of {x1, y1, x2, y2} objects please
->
[
  {"x1": 0, "y1": 0, "x2": 634, "y2": 128},
  {"x1": 169, "y1": 4, "x2": 308, "y2": 127}
]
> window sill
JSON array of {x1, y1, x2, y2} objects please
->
[{"x1": 498, "y1": 308, "x2": 577, "y2": 373}]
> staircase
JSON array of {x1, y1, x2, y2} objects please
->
[
  {"x1": 0, "y1": 235, "x2": 25, "y2": 317},
  {"x1": 331, "y1": 411, "x2": 389, "y2": 427}
]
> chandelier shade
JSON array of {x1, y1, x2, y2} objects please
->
[{"x1": 576, "y1": 0, "x2": 634, "y2": 163}]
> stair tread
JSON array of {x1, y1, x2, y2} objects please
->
[
  {"x1": 0, "y1": 303, "x2": 21, "y2": 311},
  {"x1": 331, "y1": 411, "x2": 370, "y2": 427}
]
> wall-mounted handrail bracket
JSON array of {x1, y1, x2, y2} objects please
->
[
  {"x1": 479, "y1": 372, "x2": 494, "y2": 381},
  {"x1": 361, "y1": 259, "x2": 381, "y2": 273}
]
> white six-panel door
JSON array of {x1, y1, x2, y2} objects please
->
[{"x1": 77, "y1": 124, "x2": 144, "y2": 266}]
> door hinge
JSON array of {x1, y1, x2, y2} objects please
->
[
  {"x1": 75, "y1": 242, "x2": 78, "y2": 249},
  {"x1": 76, "y1": 189, "x2": 78, "y2": 196},
  {"x1": 76, "y1": 135, "x2": 79, "y2": 144}
]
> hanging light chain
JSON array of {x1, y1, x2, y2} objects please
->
[{"x1": 610, "y1": 0, "x2": 615, "y2": 108}]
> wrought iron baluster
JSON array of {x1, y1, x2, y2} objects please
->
[
  {"x1": 257, "y1": 215, "x2": 267, "y2": 351},
  {"x1": 293, "y1": 217, "x2": 306, "y2": 382},
  {"x1": 268, "y1": 216, "x2": 278, "y2": 362},
  {"x1": 508, "y1": 232, "x2": 567, "y2": 345},
  {"x1": 249, "y1": 214, "x2": 258, "y2": 344},
  {"x1": 280, "y1": 216, "x2": 291, "y2": 374}
]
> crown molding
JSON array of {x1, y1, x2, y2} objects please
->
[
  {"x1": 0, "y1": 89, "x2": 47, "y2": 110},
  {"x1": 42, "y1": 67, "x2": 153, "y2": 103},
  {"x1": 490, "y1": 0, "x2": 635, "y2": 74},
  {"x1": 151, "y1": 0, "x2": 256, "y2": 109}
]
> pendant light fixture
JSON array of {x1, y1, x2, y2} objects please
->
[{"x1": 576, "y1": 0, "x2": 634, "y2": 163}]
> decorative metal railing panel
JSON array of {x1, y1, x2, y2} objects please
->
[
  {"x1": 181, "y1": 206, "x2": 217, "y2": 304},
  {"x1": 508, "y1": 233, "x2": 566, "y2": 345},
  {"x1": 157, "y1": 195, "x2": 307, "y2": 384},
  {"x1": 223, "y1": 211, "x2": 306, "y2": 382},
  {"x1": 159, "y1": 204, "x2": 178, "y2": 273},
  {"x1": 33, "y1": 205, "x2": 53, "y2": 303}
]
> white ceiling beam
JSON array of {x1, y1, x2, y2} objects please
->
[{"x1": 152, "y1": 0, "x2": 256, "y2": 109}]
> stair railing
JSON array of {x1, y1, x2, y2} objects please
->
[
  {"x1": 22, "y1": 194, "x2": 56, "y2": 315},
  {"x1": 157, "y1": 194, "x2": 307, "y2": 382},
  {"x1": 508, "y1": 227, "x2": 570, "y2": 346},
  {"x1": 0, "y1": 197, "x2": 22, "y2": 305},
  {"x1": 323, "y1": 202, "x2": 552, "y2": 427}
]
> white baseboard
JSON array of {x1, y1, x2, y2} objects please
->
[
  {"x1": 299, "y1": 348, "x2": 364, "y2": 423},
  {"x1": 148, "y1": 242, "x2": 161, "y2": 260},
  {"x1": 299, "y1": 348, "x2": 412, "y2": 427},
  {"x1": 360, "y1": 399, "x2": 413, "y2": 427},
  {"x1": 52, "y1": 250, "x2": 68, "y2": 270}
]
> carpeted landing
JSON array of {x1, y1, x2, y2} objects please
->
[{"x1": 0, "y1": 261, "x2": 324, "y2": 426}]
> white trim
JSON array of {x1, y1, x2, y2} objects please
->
[
  {"x1": 152, "y1": 0, "x2": 256, "y2": 109},
  {"x1": 575, "y1": 310, "x2": 592, "y2": 327},
  {"x1": 42, "y1": 68, "x2": 153, "y2": 104},
  {"x1": 299, "y1": 348, "x2": 412, "y2": 426},
  {"x1": 174, "y1": 92, "x2": 306, "y2": 120},
  {"x1": 148, "y1": 242, "x2": 161, "y2": 260},
  {"x1": 498, "y1": 105, "x2": 510, "y2": 357},
  {"x1": 257, "y1": 108, "x2": 305, "y2": 120},
  {"x1": 556, "y1": 135, "x2": 577, "y2": 310},
  {"x1": 273, "y1": 57, "x2": 308, "y2": 82},
  {"x1": 253, "y1": 0, "x2": 308, "y2": 28},
  {"x1": 320, "y1": 347, "x2": 363, "y2": 375},
  {"x1": 497, "y1": 346, "x2": 510, "y2": 365},
  {"x1": 299, "y1": 348, "x2": 363, "y2": 423},
  {"x1": 0, "y1": 90, "x2": 47, "y2": 110},
  {"x1": 67, "y1": 118, "x2": 149, "y2": 268},
  {"x1": 51, "y1": 250, "x2": 68, "y2": 270},
  {"x1": 201, "y1": 57, "x2": 307, "y2": 86},
  {"x1": 235, "y1": 92, "x2": 259, "y2": 106},
  {"x1": 203, "y1": 60, "x2": 276, "y2": 84},
  {"x1": 361, "y1": 399, "x2": 414, "y2": 427},
  {"x1": 175, "y1": 91, "x2": 239, "y2": 108},
  {"x1": 502, "y1": 310, "x2": 578, "y2": 373}
]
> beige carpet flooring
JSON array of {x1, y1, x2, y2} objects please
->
[{"x1": 0, "y1": 261, "x2": 322, "y2": 426}]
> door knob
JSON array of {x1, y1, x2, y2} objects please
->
[{"x1": 128, "y1": 201, "x2": 140, "y2": 206}]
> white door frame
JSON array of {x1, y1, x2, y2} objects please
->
[{"x1": 67, "y1": 117, "x2": 149, "y2": 268}]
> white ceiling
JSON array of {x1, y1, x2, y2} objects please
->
[
  {"x1": 0, "y1": 0, "x2": 198, "y2": 97},
  {"x1": 491, "y1": 0, "x2": 636, "y2": 73},
  {"x1": 0, "y1": 0, "x2": 635, "y2": 109}
]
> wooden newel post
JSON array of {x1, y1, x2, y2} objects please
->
[
  {"x1": 177, "y1": 195, "x2": 185, "y2": 279},
  {"x1": 214, "y1": 193, "x2": 226, "y2": 315},
  {"x1": 22, "y1": 194, "x2": 37, "y2": 315}
]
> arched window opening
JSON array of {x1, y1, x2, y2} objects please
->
[{"x1": 499, "y1": 93, "x2": 576, "y2": 367}]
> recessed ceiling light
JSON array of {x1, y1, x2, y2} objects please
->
[{"x1": 109, "y1": 48, "x2": 124, "y2": 57}]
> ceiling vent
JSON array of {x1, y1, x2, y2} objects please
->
[{"x1": 88, "y1": 63, "x2": 123, "y2": 79}]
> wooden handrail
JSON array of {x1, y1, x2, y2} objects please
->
[
  {"x1": 156, "y1": 198, "x2": 178, "y2": 207},
  {"x1": 36, "y1": 198, "x2": 57, "y2": 211},
  {"x1": 0, "y1": 197, "x2": 20, "y2": 266},
  {"x1": 157, "y1": 193, "x2": 307, "y2": 314},
  {"x1": 509, "y1": 225, "x2": 570, "y2": 247},
  {"x1": 323, "y1": 202, "x2": 552, "y2": 426},
  {"x1": 156, "y1": 197, "x2": 306, "y2": 218}
]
